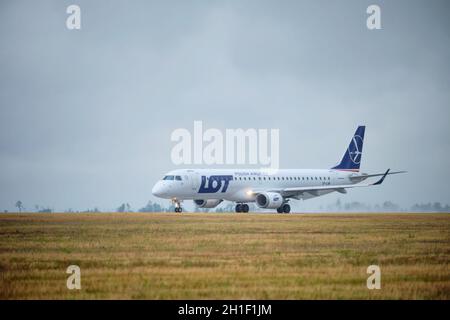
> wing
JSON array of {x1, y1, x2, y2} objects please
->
[
  {"x1": 349, "y1": 170, "x2": 407, "y2": 182},
  {"x1": 252, "y1": 169, "x2": 394, "y2": 199}
]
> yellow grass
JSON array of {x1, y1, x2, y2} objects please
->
[{"x1": 0, "y1": 212, "x2": 449, "y2": 299}]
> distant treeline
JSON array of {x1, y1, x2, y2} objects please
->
[
  {"x1": 4, "y1": 199, "x2": 450, "y2": 213},
  {"x1": 322, "y1": 199, "x2": 450, "y2": 213},
  {"x1": 122, "y1": 200, "x2": 450, "y2": 213}
]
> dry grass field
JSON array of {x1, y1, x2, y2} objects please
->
[{"x1": 0, "y1": 212, "x2": 449, "y2": 299}]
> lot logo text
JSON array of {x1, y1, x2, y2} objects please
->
[{"x1": 171, "y1": 121, "x2": 279, "y2": 170}]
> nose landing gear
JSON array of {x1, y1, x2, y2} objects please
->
[{"x1": 172, "y1": 199, "x2": 183, "y2": 213}]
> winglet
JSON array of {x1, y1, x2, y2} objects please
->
[{"x1": 372, "y1": 169, "x2": 390, "y2": 185}]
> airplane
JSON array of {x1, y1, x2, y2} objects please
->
[{"x1": 152, "y1": 126, "x2": 405, "y2": 213}]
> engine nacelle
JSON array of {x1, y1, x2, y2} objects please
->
[
  {"x1": 255, "y1": 192, "x2": 283, "y2": 209},
  {"x1": 194, "y1": 199, "x2": 223, "y2": 208}
]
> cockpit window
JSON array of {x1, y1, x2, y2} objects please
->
[{"x1": 163, "y1": 175, "x2": 182, "y2": 181}]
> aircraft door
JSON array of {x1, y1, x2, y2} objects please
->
[{"x1": 189, "y1": 172, "x2": 200, "y2": 192}]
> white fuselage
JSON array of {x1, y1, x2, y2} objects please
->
[{"x1": 152, "y1": 168, "x2": 362, "y2": 203}]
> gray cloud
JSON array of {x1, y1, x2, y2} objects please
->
[{"x1": 1, "y1": 0, "x2": 449, "y2": 211}]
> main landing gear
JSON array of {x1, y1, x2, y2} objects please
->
[
  {"x1": 277, "y1": 203, "x2": 291, "y2": 214},
  {"x1": 235, "y1": 203, "x2": 249, "y2": 213}
]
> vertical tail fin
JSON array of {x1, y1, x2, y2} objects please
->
[{"x1": 332, "y1": 126, "x2": 365, "y2": 172}]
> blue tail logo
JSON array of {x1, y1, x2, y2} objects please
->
[{"x1": 332, "y1": 126, "x2": 365, "y2": 171}]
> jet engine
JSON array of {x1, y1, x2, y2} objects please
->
[
  {"x1": 255, "y1": 192, "x2": 283, "y2": 209},
  {"x1": 194, "y1": 199, "x2": 223, "y2": 208}
]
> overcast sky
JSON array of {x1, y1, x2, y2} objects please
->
[{"x1": 1, "y1": 0, "x2": 449, "y2": 211}]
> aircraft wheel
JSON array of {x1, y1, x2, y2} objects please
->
[
  {"x1": 242, "y1": 204, "x2": 249, "y2": 213},
  {"x1": 282, "y1": 204, "x2": 291, "y2": 214},
  {"x1": 235, "y1": 204, "x2": 242, "y2": 213},
  {"x1": 277, "y1": 207, "x2": 283, "y2": 213}
]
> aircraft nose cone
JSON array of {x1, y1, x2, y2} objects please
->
[{"x1": 152, "y1": 182, "x2": 164, "y2": 197}]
